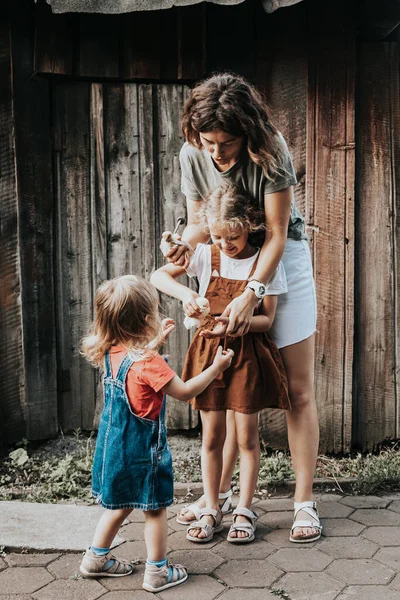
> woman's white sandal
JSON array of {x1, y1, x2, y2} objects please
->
[
  {"x1": 290, "y1": 501, "x2": 322, "y2": 543},
  {"x1": 176, "y1": 489, "x2": 233, "y2": 525},
  {"x1": 186, "y1": 507, "x2": 224, "y2": 543},
  {"x1": 227, "y1": 507, "x2": 258, "y2": 544}
]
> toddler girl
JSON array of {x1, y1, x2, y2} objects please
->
[
  {"x1": 151, "y1": 181, "x2": 290, "y2": 544},
  {"x1": 79, "y1": 275, "x2": 233, "y2": 591}
]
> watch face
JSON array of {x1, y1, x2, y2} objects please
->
[{"x1": 259, "y1": 285, "x2": 266, "y2": 296}]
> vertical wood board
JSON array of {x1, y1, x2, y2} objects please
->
[
  {"x1": 53, "y1": 83, "x2": 95, "y2": 431},
  {"x1": 11, "y1": 0, "x2": 58, "y2": 439}
]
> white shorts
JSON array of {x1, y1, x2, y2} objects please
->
[{"x1": 269, "y1": 239, "x2": 317, "y2": 349}]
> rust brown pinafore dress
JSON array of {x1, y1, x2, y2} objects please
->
[{"x1": 182, "y1": 245, "x2": 291, "y2": 413}]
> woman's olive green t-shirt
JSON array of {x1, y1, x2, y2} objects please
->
[{"x1": 179, "y1": 133, "x2": 305, "y2": 240}]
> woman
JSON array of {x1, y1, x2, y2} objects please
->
[{"x1": 168, "y1": 72, "x2": 320, "y2": 543}]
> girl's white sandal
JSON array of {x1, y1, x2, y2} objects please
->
[
  {"x1": 176, "y1": 489, "x2": 233, "y2": 525},
  {"x1": 289, "y1": 501, "x2": 322, "y2": 543},
  {"x1": 227, "y1": 507, "x2": 258, "y2": 544},
  {"x1": 186, "y1": 507, "x2": 224, "y2": 543}
]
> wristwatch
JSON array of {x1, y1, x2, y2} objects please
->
[{"x1": 246, "y1": 279, "x2": 267, "y2": 299}]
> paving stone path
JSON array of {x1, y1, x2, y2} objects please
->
[{"x1": 1, "y1": 493, "x2": 400, "y2": 600}]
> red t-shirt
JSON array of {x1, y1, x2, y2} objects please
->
[{"x1": 110, "y1": 346, "x2": 175, "y2": 420}]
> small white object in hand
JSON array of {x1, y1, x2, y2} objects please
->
[
  {"x1": 159, "y1": 231, "x2": 194, "y2": 258},
  {"x1": 183, "y1": 297, "x2": 210, "y2": 330}
]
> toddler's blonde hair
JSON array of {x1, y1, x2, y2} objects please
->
[{"x1": 81, "y1": 275, "x2": 161, "y2": 368}]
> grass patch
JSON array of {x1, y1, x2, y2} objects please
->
[{"x1": 0, "y1": 433, "x2": 399, "y2": 502}]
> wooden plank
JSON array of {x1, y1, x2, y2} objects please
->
[
  {"x1": 10, "y1": 0, "x2": 59, "y2": 439},
  {"x1": 53, "y1": 82, "x2": 95, "y2": 431},
  {"x1": 393, "y1": 46, "x2": 400, "y2": 441},
  {"x1": 90, "y1": 83, "x2": 107, "y2": 428},
  {"x1": 306, "y1": 0, "x2": 356, "y2": 453},
  {"x1": 121, "y1": 12, "x2": 161, "y2": 80},
  {"x1": 34, "y1": 0, "x2": 75, "y2": 75},
  {"x1": 78, "y1": 14, "x2": 120, "y2": 78},
  {"x1": 104, "y1": 84, "x2": 142, "y2": 278},
  {"x1": 160, "y1": 8, "x2": 179, "y2": 80},
  {"x1": 0, "y1": 12, "x2": 26, "y2": 445},
  {"x1": 178, "y1": 4, "x2": 206, "y2": 80},
  {"x1": 157, "y1": 84, "x2": 198, "y2": 430},
  {"x1": 255, "y1": 0, "x2": 308, "y2": 449},
  {"x1": 354, "y1": 42, "x2": 398, "y2": 449}
]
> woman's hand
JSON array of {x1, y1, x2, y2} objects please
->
[
  {"x1": 222, "y1": 289, "x2": 258, "y2": 337},
  {"x1": 199, "y1": 317, "x2": 229, "y2": 339},
  {"x1": 165, "y1": 236, "x2": 191, "y2": 269},
  {"x1": 182, "y1": 290, "x2": 201, "y2": 317}
]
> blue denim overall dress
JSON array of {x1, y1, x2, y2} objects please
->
[{"x1": 92, "y1": 350, "x2": 174, "y2": 510}]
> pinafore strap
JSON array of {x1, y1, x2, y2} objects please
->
[
  {"x1": 210, "y1": 244, "x2": 259, "y2": 280},
  {"x1": 104, "y1": 351, "x2": 113, "y2": 378}
]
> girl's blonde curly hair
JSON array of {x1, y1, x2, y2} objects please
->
[
  {"x1": 81, "y1": 275, "x2": 161, "y2": 368},
  {"x1": 199, "y1": 181, "x2": 267, "y2": 245}
]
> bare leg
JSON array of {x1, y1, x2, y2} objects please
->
[
  {"x1": 229, "y1": 412, "x2": 259, "y2": 539},
  {"x1": 220, "y1": 409, "x2": 239, "y2": 492},
  {"x1": 280, "y1": 334, "x2": 320, "y2": 540},
  {"x1": 187, "y1": 410, "x2": 226, "y2": 539},
  {"x1": 178, "y1": 410, "x2": 237, "y2": 523},
  {"x1": 144, "y1": 508, "x2": 168, "y2": 561},
  {"x1": 92, "y1": 508, "x2": 132, "y2": 549}
]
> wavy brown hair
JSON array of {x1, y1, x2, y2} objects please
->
[
  {"x1": 199, "y1": 181, "x2": 267, "y2": 246},
  {"x1": 182, "y1": 72, "x2": 286, "y2": 181},
  {"x1": 81, "y1": 275, "x2": 161, "y2": 368}
]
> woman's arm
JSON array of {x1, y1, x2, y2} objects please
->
[
  {"x1": 150, "y1": 263, "x2": 201, "y2": 317},
  {"x1": 163, "y1": 346, "x2": 234, "y2": 401},
  {"x1": 223, "y1": 187, "x2": 292, "y2": 337}
]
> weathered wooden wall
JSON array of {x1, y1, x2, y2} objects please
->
[{"x1": 1, "y1": 0, "x2": 399, "y2": 452}]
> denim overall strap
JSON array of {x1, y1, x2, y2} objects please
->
[
  {"x1": 104, "y1": 351, "x2": 113, "y2": 379},
  {"x1": 115, "y1": 351, "x2": 137, "y2": 383},
  {"x1": 157, "y1": 393, "x2": 168, "y2": 449}
]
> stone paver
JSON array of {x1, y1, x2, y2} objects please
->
[
  {"x1": 327, "y1": 558, "x2": 395, "y2": 585},
  {"x1": 2, "y1": 495, "x2": 400, "y2": 600},
  {"x1": 268, "y1": 547, "x2": 333, "y2": 572},
  {"x1": 158, "y1": 575, "x2": 225, "y2": 599},
  {"x1": 99, "y1": 593, "x2": 150, "y2": 600},
  {"x1": 350, "y1": 508, "x2": 400, "y2": 526},
  {"x1": 32, "y1": 579, "x2": 106, "y2": 600},
  {"x1": 215, "y1": 559, "x2": 283, "y2": 587},
  {"x1": 321, "y1": 518, "x2": 365, "y2": 537},
  {"x1": 318, "y1": 502, "x2": 354, "y2": 519},
  {"x1": 215, "y1": 538, "x2": 275, "y2": 560},
  {"x1": 374, "y1": 546, "x2": 400, "y2": 571},
  {"x1": 0, "y1": 566, "x2": 54, "y2": 594},
  {"x1": 362, "y1": 526, "x2": 400, "y2": 546},
  {"x1": 219, "y1": 589, "x2": 280, "y2": 599},
  {"x1": 167, "y1": 549, "x2": 224, "y2": 573},
  {"x1": 47, "y1": 554, "x2": 83, "y2": 578},
  {"x1": 318, "y1": 535, "x2": 379, "y2": 558},
  {"x1": 276, "y1": 571, "x2": 345, "y2": 600},
  {"x1": 340, "y1": 495, "x2": 391, "y2": 509},
  {"x1": 336, "y1": 586, "x2": 400, "y2": 600},
  {"x1": 4, "y1": 553, "x2": 60, "y2": 567}
]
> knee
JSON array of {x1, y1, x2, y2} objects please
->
[
  {"x1": 203, "y1": 432, "x2": 225, "y2": 453},
  {"x1": 237, "y1": 435, "x2": 259, "y2": 453},
  {"x1": 288, "y1": 383, "x2": 314, "y2": 410}
]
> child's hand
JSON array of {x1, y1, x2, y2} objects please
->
[
  {"x1": 200, "y1": 316, "x2": 229, "y2": 339},
  {"x1": 160, "y1": 318, "x2": 176, "y2": 343},
  {"x1": 182, "y1": 291, "x2": 202, "y2": 317},
  {"x1": 165, "y1": 236, "x2": 191, "y2": 269},
  {"x1": 212, "y1": 346, "x2": 234, "y2": 372}
]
